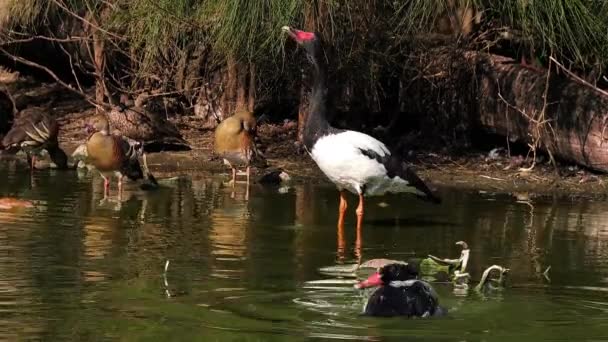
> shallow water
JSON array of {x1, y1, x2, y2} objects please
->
[{"x1": 1, "y1": 159, "x2": 608, "y2": 341}]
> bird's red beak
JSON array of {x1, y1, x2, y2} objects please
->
[
  {"x1": 355, "y1": 272, "x2": 383, "y2": 289},
  {"x1": 282, "y1": 26, "x2": 315, "y2": 43}
]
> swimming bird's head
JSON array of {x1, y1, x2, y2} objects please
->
[{"x1": 355, "y1": 263, "x2": 419, "y2": 289}]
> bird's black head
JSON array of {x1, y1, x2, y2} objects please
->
[{"x1": 355, "y1": 263, "x2": 419, "y2": 289}]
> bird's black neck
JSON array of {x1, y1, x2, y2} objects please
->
[{"x1": 302, "y1": 46, "x2": 332, "y2": 151}]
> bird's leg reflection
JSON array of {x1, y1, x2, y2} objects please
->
[
  {"x1": 117, "y1": 175, "x2": 124, "y2": 202},
  {"x1": 355, "y1": 216, "x2": 362, "y2": 264},
  {"x1": 29, "y1": 169, "x2": 35, "y2": 188},
  {"x1": 245, "y1": 166, "x2": 250, "y2": 201},
  {"x1": 139, "y1": 197, "x2": 148, "y2": 224},
  {"x1": 163, "y1": 260, "x2": 172, "y2": 298},
  {"x1": 337, "y1": 215, "x2": 346, "y2": 262},
  {"x1": 230, "y1": 167, "x2": 237, "y2": 199}
]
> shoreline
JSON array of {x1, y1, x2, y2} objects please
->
[{"x1": 47, "y1": 133, "x2": 608, "y2": 202}]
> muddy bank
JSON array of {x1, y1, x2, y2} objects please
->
[
  {"x1": 53, "y1": 127, "x2": 608, "y2": 202},
  {"x1": 2, "y1": 83, "x2": 607, "y2": 201},
  {"x1": 5, "y1": 123, "x2": 608, "y2": 200}
]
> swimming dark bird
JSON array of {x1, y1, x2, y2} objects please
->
[
  {"x1": 282, "y1": 26, "x2": 440, "y2": 230},
  {"x1": 1, "y1": 104, "x2": 68, "y2": 170},
  {"x1": 214, "y1": 109, "x2": 267, "y2": 191},
  {"x1": 85, "y1": 114, "x2": 144, "y2": 198},
  {"x1": 355, "y1": 263, "x2": 446, "y2": 318}
]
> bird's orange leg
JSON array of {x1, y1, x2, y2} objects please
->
[
  {"x1": 356, "y1": 193, "x2": 364, "y2": 225},
  {"x1": 336, "y1": 190, "x2": 348, "y2": 261},
  {"x1": 338, "y1": 190, "x2": 348, "y2": 227},
  {"x1": 355, "y1": 193, "x2": 364, "y2": 263},
  {"x1": 102, "y1": 175, "x2": 110, "y2": 198}
]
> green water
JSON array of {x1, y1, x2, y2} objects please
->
[{"x1": 1, "y1": 160, "x2": 607, "y2": 341}]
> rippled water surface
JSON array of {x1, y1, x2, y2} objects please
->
[{"x1": 1, "y1": 159, "x2": 608, "y2": 341}]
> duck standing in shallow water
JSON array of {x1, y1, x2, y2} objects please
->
[
  {"x1": 1, "y1": 104, "x2": 68, "y2": 170},
  {"x1": 355, "y1": 263, "x2": 446, "y2": 318},
  {"x1": 214, "y1": 109, "x2": 267, "y2": 198},
  {"x1": 85, "y1": 115, "x2": 144, "y2": 199},
  {"x1": 105, "y1": 103, "x2": 190, "y2": 152},
  {"x1": 282, "y1": 26, "x2": 440, "y2": 231}
]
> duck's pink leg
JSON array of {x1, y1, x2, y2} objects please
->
[
  {"x1": 336, "y1": 190, "x2": 348, "y2": 261},
  {"x1": 30, "y1": 155, "x2": 36, "y2": 171},
  {"x1": 102, "y1": 175, "x2": 110, "y2": 198}
]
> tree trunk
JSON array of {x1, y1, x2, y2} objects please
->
[
  {"x1": 236, "y1": 61, "x2": 247, "y2": 111},
  {"x1": 224, "y1": 55, "x2": 238, "y2": 115},
  {"x1": 89, "y1": 12, "x2": 106, "y2": 110},
  {"x1": 401, "y1": 47, "x2": 608, "y2": 172},
  {"x1": 93, "y1": 33, "x2": 105, "y2": 108},
  {"x1": 476, "y1": 52, "x2": 608, "y2": 172},
  {"x1": 247, "y1": 62, "x2": 256, "y2": 112}
]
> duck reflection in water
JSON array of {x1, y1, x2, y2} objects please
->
[{"x1": 355, "y1": 263, "x2": 447, "y2": 318}]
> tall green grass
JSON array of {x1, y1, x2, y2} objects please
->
[{"x1": 3, "y1": 0, "x2": 608, "y2": 87}]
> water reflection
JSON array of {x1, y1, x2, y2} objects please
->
[{"x1": 0, "y1": 164, "x2": 607, "y2": 339}]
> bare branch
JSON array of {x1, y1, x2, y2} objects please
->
[
  {"x1": 549, "y1": 56, "x2": 608, "y2": 98},
  {"x1": 58, "y1": 43, "x2": 85, "y2": 94},
  {"x1": 0, "y1": 85, "x2": 18, "y2": 116},
  {"x1": 50, "y1": 0, "x2": 124, "y2": 41},
  {"x1": 0, "y1": 46, "x2": 104, "y2": 110},
  {"x1": 0, "y1": 30, "x2": 91, "y2": 45}
]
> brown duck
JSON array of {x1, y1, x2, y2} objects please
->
[
  {"x1": 1, "y1": 105, "x2": 68, "y2": 170},
  {"x1": 85, "y1": 115, "x2": 144, "y2": 197},
  {"x1": 105, "y1": 105, "x2": 190, "y2": 152},
  {"x1": 214, "y1": 109, "x2": 267, "y2": 188}
]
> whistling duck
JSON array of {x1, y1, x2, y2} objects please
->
[
  {"x1": 282, "y1": 26, "x2": 440, "y2": 230},
  {"x1": 1, "y1": 105, "x2": 68, "y2": 170},
  {"x1": 355, "y1": 262, "x2": 447, "y2": 318},
  {"x1": 214, "y1": 109, "x2": 267, "y2": 189},
  {"x1": 85, "y1": 114, "x2": 144, "y2": 197},
  {"x1": 105, "y1": 105, "x2": 189, "y2": 152}
]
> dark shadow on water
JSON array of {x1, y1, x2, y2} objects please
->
[{"x1": 364, "y1": 217, "x2": 457, "y2": 228}]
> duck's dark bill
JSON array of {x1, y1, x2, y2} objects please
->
[{"x1": 355, "y1": 272, "x2": 383, "y2": 289}]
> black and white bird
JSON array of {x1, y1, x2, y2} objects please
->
[
  {"x1": 355, "y1": 262, "x2": 447, "y2": 317},
  {"x1": 282, "y1": 26, "x2": 440, "y2": 227}
]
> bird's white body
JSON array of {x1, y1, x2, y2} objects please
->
[{"x1": 309, "y1": 130, "x2": 423, "y2": 197}]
